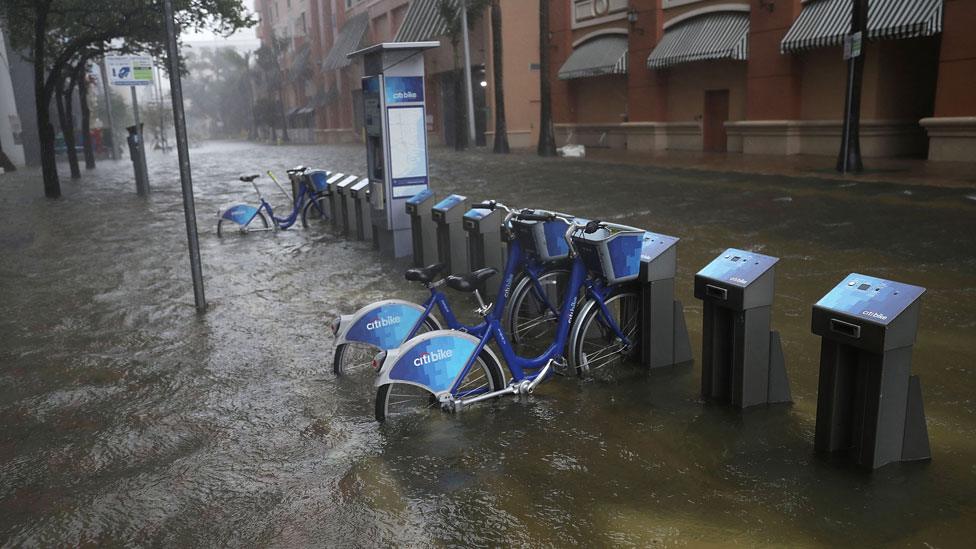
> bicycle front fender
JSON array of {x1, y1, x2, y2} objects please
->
[
  {"x1": 375, "y1": 330, "x2": 481, "y2": 398},
  {"x1": 219, "y1": 204, "x2": 261, "y2": 226},
  {"x1": 334, "y1": 299, "x2": 437, "y2": 350}
]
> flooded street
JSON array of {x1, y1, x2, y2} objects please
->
[{"x1": 2, "y1": 141, "x2": 975, "y2": 546}]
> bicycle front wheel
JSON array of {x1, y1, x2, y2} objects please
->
[
  {"x1": 569, "y1": 291, "x2": 641, "y2": 379},
  {"x1": 506, "y1": 269, "x2": 571, "y2": 348},
  {"x1": 333, "y1": 316, "x2": 440, "y2": 376},
  {"x1": 375, "y1": 350, "x2": 504, "y2": 422},
  {"x1": 217, "y1": 211, "x2": 269, "y2": 237},
  {"x1": 301, "y1": 195, "x2": 329, "y2": 229}
]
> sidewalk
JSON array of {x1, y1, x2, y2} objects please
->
[{"x1": 582, "y1": 148, "x2": 976, "y2": 190}]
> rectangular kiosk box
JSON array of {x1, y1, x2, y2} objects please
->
[
  {"x1": 405, "y1": 189, "x2": 438, "y2": 267},
  {"x1": 812, "y1": 273, "x2": 930, "y2": 469},
  {"x1": 431, "y1": 194, "x2": 470, "y2": 275},
  {"x1": 349, "y1": 178, "x2": 372, "y2": 241},
  {"x1": 324, "y1": 173, "x2": 346, "y2": 224},
  {"x1": 694, "y1": 248, "x2": 791, "y2": 408},
  {"x1": 335, "y1": 175, "x2": 359, "y2": 236},
  {"x1": 639, "y1": 232, "x2": 692, "y2": 369},
  {"x1": 350, "y1": 41, "x2": 439, "y2": 258},
  {"x1": 463, "y1": 206, "x2": 505, "y2": 297}
]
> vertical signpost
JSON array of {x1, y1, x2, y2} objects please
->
[
  {"x1": 106, "y1": 54, "x2": 154, "y2": 193},
  {"x1": 837, "y1": 0, "x2": 867, "y2": 174},
  {"x1": 98, "y1": 61, "x2": 119, "y2": 160}
]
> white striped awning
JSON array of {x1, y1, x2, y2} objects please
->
[
  {"x1": 322, "y1": 13, "x2": 369, "y2": 71},
  {"x1": 396, "y1": 0, "x2": 457, "y2": 42},
  {"x1": 781, "y1": 0, "x2": 943, "y2": 54},
  {"x1": 558, "y1": 35, "x2": 628, "y2": 80},
  {"x1": 647, "y1": 12, "x2": 750, "y2": 69}
]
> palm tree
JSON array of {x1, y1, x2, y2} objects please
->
[
  {"x1": 490, "y1": 0, "x2": 509, "y2": 153},
  {"x1": 537, "y1": 0, "x2": 556, "y2": 156}
]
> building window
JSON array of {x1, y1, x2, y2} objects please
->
[
  {"x1": 573, "y1": 0, "x2": 628, "y2": 25},
  {"x1": 345, "y1": 0, "x2": 366, "y2": 9}
]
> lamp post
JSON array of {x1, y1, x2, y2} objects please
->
[{"x1": 837, "y1": 0, "x2": 867, "y2": 174}]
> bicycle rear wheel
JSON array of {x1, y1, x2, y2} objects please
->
[
  {"x1": 569, "y1": 291, "x2": 641, "y2": 379},
  {"x1": 217, "y1": 211, "x2": 269, "y2": 237},
  {"x1": 506, "y1": 269, "x2": 570, "y2": 349},
  {"x1": 301, "y1": 195, "x2": 329, "y2": 229},
  {"x1": 375, "y1": 350, "x2": 504, "y2": 422},
  {"x1": 333, "y1": 316, "x2": 440, "y2": 376}
]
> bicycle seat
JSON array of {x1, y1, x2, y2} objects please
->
[
  {"x1": 446, "y1": 268, "x2": 498, "y2": 293},
  {"x1": 286, "y1": 166, "x2": 308, "y2": 175},
  {"x1": 404, "y1": 263, "x2": 445, "y2": 284},
  {"x1": 239, "y1": 174, "x2": 260, "y2": 182}
]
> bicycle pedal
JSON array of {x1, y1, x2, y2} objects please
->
[{"x1": 551, "y1": 356, "x2": 569, "y2": 376}]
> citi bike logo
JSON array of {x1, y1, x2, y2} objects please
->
[
  {"x1": 862, "y1": 310, "x2": 888, "y2": 321},
  {"x1": 730, "y1": 276, "x2": 748, "y2": 285},
  {"x1": 413, "y1": 349, "x2": 453, "y2": 367},
  {"x1": 503, "y1": 274, "x2": 514, "y2": 299},
  {"x1": 366, "y1": 315, "x2": 400, "y2": 330},
  {"x1": 393, "y1": 90, "x2": 418, "y2": 101}
]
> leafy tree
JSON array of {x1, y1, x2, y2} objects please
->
[
  {"x1": 437, "y1": 0, "x2": 489, "y2": 151},
  {"x1": 254, "y1": 31, "x2": 290, "y2": 143},
  {"x1": 490, "y1": 0, "x2": 508, "y2": 154}
]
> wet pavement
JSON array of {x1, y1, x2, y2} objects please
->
[{"x1": 2, "y1": 141, "x2": 975, "y2": 546}]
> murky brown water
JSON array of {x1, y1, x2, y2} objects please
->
[{"x1": 2, "y1": 141, "x2": 975, "y2": 546}]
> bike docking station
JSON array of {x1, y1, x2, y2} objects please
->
[
  {"x1": 463, "y1": 205, "x2": 505, "y2": 298},
  {"x1": 349, "y1": 178, "x2": 372, "y2": 241},
  {"x1": 350, "y1": 41, "x2": 439, "y2": 258},
  {"x1": 304, "y1": 169, "x2": 331, "y2": 199},
  {"x1": 694, "y1": 248, "x2": 791, "y2": 409},
  {"x1": 432, "y1": 194, "x2": 471, "y2": 276},
  {"x1": 324, "y1": 172, "x2": 347, "y2": 223},
  {"x1": 406, "y1": 188, "x2": 438, "y2": 267},
  {"x1": 811, "y1": 274, "x2": 930, "y2": 470},
  {"x1": 639, "y1": 232, "x2": 693, "y2": 369},
  {"x1": 335, "y1": 174, "x2": 359, "y2": 236}
]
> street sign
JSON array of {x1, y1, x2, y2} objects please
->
[
  {"x1": 106, "y1": 55, "x2": 154, "y2": 86},
  {"x1": 843, "y1": 32, "x2": 862, "y2": 60}
]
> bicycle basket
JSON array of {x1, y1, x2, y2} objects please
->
[
  {"x1": 511, "y1": 213, "x2": 572, "y2": 262},
  {"x1": 306, "y1": 170, "x2": 330, "y2": 193},
  {"x1": 572, "y1": 226, "x2": 645, "y2": 285}
]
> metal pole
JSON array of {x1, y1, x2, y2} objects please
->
[
  {"x1": 836, "y1": 0, "x2": 866, "y2": 174},
  {"x1": 130, "y1": 85, "x2": 150, "y2": 194},
  {"x1": 99, "y1": 60, "x2": 118, "y2": 160},
  {"x1": 460, "y1": 0, "x2": 477, "y2": 144},
  {"x1": 163, "y1": 0, "x2": 207, "y2": 312}
]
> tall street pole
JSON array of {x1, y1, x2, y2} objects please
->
[
  {"x1": 837, "y1": 0, "x2": 867, "y2": 174},
  {"x1": 131, "y1": 85, "x2": 150, "y2": 195},
  {"x1": 99, "y1": 60, "x2": 118, "y2": 160},
  {"x1": 460, "y1": 0, "x2": 477, "y2": 144},
  {"x1": 163, "y1": 0, "x2": 207, "y2": 312}
]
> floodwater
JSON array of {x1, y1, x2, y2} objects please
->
[{"x1": 2, "y1": 141, "x2": 975, "y2": 546}]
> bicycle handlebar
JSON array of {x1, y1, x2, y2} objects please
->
[{"x1": 286, "y1": 166, "x2": 308, "y2": 175}]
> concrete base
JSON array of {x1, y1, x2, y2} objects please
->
[
  {"x1": 725, "y1": 119, "x2": 927, "y2": 158},
  {"x1": 920, "y1": 117, "x2": 976, "y2": 162},
  {"x1": 485, "y1": 129, "x2": 534, "y2": 149},
  {"x1": 555, "y1": 122, "x2": 701, "y2": 152}
]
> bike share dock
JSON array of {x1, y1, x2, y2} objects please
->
[
  {"x1": 812, "y1": 273, "x2": 930, "y2": 469},
  {"x1": 335, "y1": 175, "x2": 359, "y2": 236},
  {"x1": 694, "y1": 249, "x2": 791, "y2": 408},
  {"x1": 349, "y1": 178, "x2": 372, "y2": 241},
  {"x1": 432, "y1": 194, "x2": 470, "y2": 276},
  {"x1": 463, "y1": 205, "x2": 505, "y2": 297},
  {"x1": 324, "y1": 173, "x2": 347, "y2": 224},
  {"x1": 406, "y1": 189, "x2": 438, "y2": 267},
  {"x1": 638, "y1": 232, "x2": 692, "y2": 369}
]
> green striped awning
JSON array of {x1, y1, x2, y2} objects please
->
[
  {"x1": 396, "y1": 0, "x2": 458, "y2": 42},
  {"x1": 780, "y1": 0, "x2": 943, "y2": 54},
  {"x1": 647, "y1": 12, "x2": 750, "y2": 69},
  {"x1": 558, "y1": 35, "x2": 628, "y2": 80},
  {"x1": 322, "y1": 13, "x2": 369, "y2": 71}
]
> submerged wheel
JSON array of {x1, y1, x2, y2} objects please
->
[
  {"x1": 506, "y1": 269, "x2": 571, "y2": 348},
  {"x1": 374, "y1": 350, "x2": 504, "y2": 422},
  {"x1": 301, "y1": 195, "x2": 329, "y2": 229},
  {"x1": 217, "y1": 211, "x2": 269, "y2": 237},
  {"x1": 333, "y1": 316, "x2": 440, "y2": 376},
  {"x1": 569, "y1": 291, "x2": 641, "y2": 379}
]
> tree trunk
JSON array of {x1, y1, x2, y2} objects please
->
[
  {"x1": 33, "y1": 1, "x2": 60, "y2": 198},
  {"x1": 79, "y1": 64, "x2": 96, "y2": 169},
  {"x1": 491, "y1": 0, "x2": 509, "y2": 154},
  {"x1": 452, "y1": 41, "x2": 467, "y2": 152},
  {"x1": 63, "y1": 74, "x2": 81, "y2": 179},
  {"x1": 277, "y1": 82, "x2": 289, "y2": 142},
  {"x1": 537, "y1": 0, "x2": 557, "y2": 157}
]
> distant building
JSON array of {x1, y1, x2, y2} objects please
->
[
  {"x1": 548, "y1": 0, "x2": 976, "y2": 162},
  {"x1": 0, "y1": 25, "x2": 26, "y2": 167}
]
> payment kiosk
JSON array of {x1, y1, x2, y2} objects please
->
[
  {"x1": 639, "y1": 232, "x2": 692, "y2": 369},
  {"x1": 335, "y1": 174, "x2": 358, "y2": 236},
  {"x1": 463, "y1": 206, "x2": 505, "y2": 297},
  {"x1": 349, "y1": 41, "x2": 439, "y2": 258},
  {"x1": 694, "y1": 248, "x2": 791, "y2": 409},
  {"x1": 349, "y1": 178, "x2": 372, "y2": 241},
  {"x1": 432, "y1": 194, "x2": 470, "y2": 275},
  {"x1": 811, "y1": 273, "x2": 930, "y2": 469},
  {"x1": 406, "y1": 189, "x2": 438, "y2": 267}
]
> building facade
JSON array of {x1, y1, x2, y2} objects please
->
[{"x1": 549, "y1": 0, "x2": 975, "y2": 162}]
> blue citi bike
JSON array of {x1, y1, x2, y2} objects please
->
[
  {"x1": 330, "y1": 201, "x2": 580, "y2": 377},
  {"x1": 371, "y1": 210, "x2": 648, "y2": 421},
  {"x1": 217, "y1": 166, "x2": 332, "y2": 236}
]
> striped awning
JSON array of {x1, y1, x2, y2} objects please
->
[
  {"x1": 396, "y1": 0, "x2": 457, "y2": 42},
  {"x1": 781, "y1": 0, "x2": 943, "y2": 54},
  {"x1": 322, "y1": 13, "x2": 369, "y2": 71},
  {"x1": 648, "y1": 12, "x2": 750, "y2": 69},
  {"x1": 558, "y1": 35, "x2": 628, "y2": 80}
]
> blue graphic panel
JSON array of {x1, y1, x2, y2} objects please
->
[
  {"x1": 307, "y1": 170, "x2": 330, "y2": 193},
  {"x1": 384, "y1": 76, "x2": 425, "y2": 104},
  {"x1": 816, "y1": 273, "x2": 925, "y2": 326},
  {"x1": 345, "y1": 303, "x2": 425, "y2": 349},
  {"x1": 434, "y1": 194, "x2": 465, "y2": 212},
  {"x1": 363, "y1": 76, "x2": 380, "y2": 94},
  {"x1": 407, "y1": 188, "x2": 434, "y2": 205},
  {"x1": 464, "y1": 208, "x2": 489, "y2": 221},
  {"x1": 607, "y1": 232, "x2": 643, "y2": 281},
  {"x1": 221, "y1": 204, "x2": 260, "y2": 226},
  {"x1": 697, "y1": 248, "x2": 779, "y2": 287},
  {"x1": 641, "y1": 231, "x2": 679, "y2": 262},
  {"x1": 389, "y1": 335, "x2": 478, "y2": 394},
  {"x1": 543, "y1": 219, "x2": 571, "y2": 258}
]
